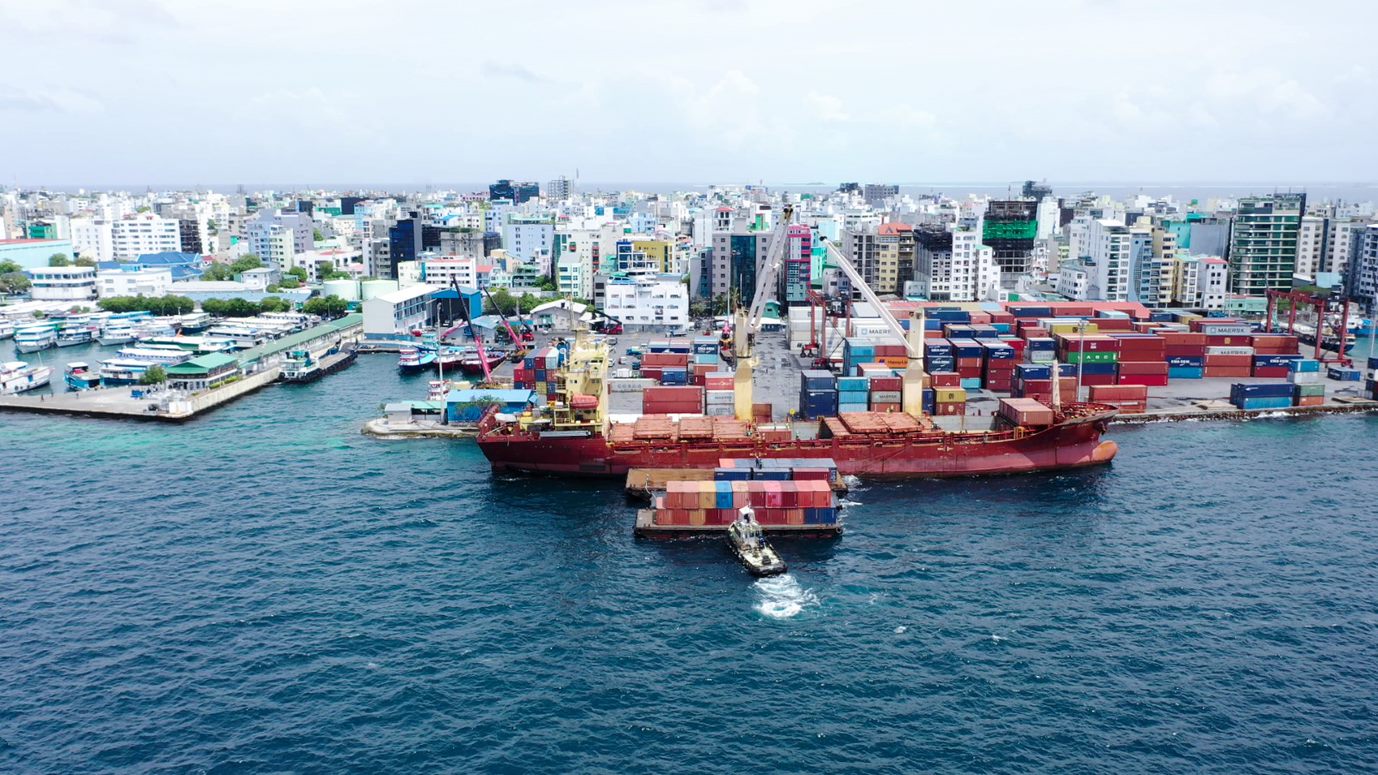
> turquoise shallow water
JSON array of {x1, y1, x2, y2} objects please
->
[{"x1": 2, "y1": 346, "x2": 1377, "y2": 773}]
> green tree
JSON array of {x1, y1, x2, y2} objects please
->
[
  {"x1": 537, "y1": 277, "x2": 558, "y2": 292},
  {"x1": 258, "y1": 296, "x2": 292, "y2": 313},
  {"x1": 230, "y1": 255, "x2": 263, "y2": 273},
  {"x1": 277, "y1": 277, "x2": 301, "y2": 289},
  {"x1": 518, "y1": 292, "x2": 540, "y2": 314},
  {"x1": 313, "y1": 229, "x2": 324, "y2": 242},
  {"x1": 136, "y1": 205, "x2": 152, "y2": 213},
  {"x1": 207, "y1": 218, "x2": 218, "y2": 234},
  {"x1": 48, "y1": 253, "x2": 70, "y2": 267},
  {"x1": 201, "y1": 263, "x2": 233, "y2": 281},
  {"x1": 303, "y1": 295, "x2": 349, "y2": 318},
  {"x1": 140, "y1": 365, "x2": 167, "y2": 385},
  {"x1": 484, "y1": 288, "x2": 516, "y2": 316},
  {"x1": 0, "y1": 271, "x2": 31, "y2": 294},
  {"x1": 285, "y1": 266, "x2": 307, "y2": 282},
  {"x1": 0, "y1": 259, "x2": 23, "y2": 274},
  {"x1": 74, "y1": 255, "x2": 97, "y2": 267}
]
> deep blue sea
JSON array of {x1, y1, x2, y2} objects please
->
[{"x1": 3, "y1": 342, "x2": 1378, "y2": 773}]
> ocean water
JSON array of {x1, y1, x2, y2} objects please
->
[{"x1": 3, "y1": 350, "x2": 1378, "y2": 772}]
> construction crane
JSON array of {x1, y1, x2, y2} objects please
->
[{"x1": 482, "y1": 286, "x2": 531, "y2": 361}]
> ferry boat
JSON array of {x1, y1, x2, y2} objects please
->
[
  {"x1": 13, "y1": 324, "x2": 57, "y2": 353},
  {"x1": 132, "y1": 319, "x2": 179, "y2": 341},
  {"x1": 64, "y1": 362, "x2": 101, "y2": 391},
  {"x1": 1, "y1": 360, "x2": 53, "y2": 394},
  {"x1": 280, "y1": 346, "x2": 357, "y2": 384},
  {"x1": 56, "y1": 325, "x2": 97, "y2": 347},
  {"x1": 98, "y1": 319, "x2": 138, "y2": 346},
  {"x1": 0, "y1": 320, "x2": 14, "y2": 340},
  {"x1": 476, "y1": 332, "x2": 1120, "y2": 479},
  {"x1": 398, "y1": 346, "x2": 438, "y2": 374},
  {"x1": 177, "y1": 312, "x2": 212, "y2": 333},
  {"x1": 99, "y1": 359, "x2": 151, "y2": 386},
  {"x1": 115, "y1": 345, "x2": 194, "y2": 365},
  {"x1": 139, "y1": 335, "x2": 237, "y2": 354}
]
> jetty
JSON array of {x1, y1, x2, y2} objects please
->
[{"x1": 0, "y1": 313, "x2": 363, "y2": 422}]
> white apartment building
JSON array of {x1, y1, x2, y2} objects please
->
[
  {"x1": 1197, "y1": 257, "x2": 1228, "y2": 309},
  {"x1": 111, "y1": 213, "x2": 181, "y2": 260},
  {"x1": 246, "y1": 209, "x2": 314, "y2": 268},
  {"x1": 27, "y1": 265, "x2": 98, "y2": 302},
  {"x1": 96, "y1": 267, "x2": 173, "y2": 298},
  {"x1": 1056, "y1": 261, "x2": 1092, "y2": 300},
  {"x1": 70, "y1": 216, "x2": 114, "y2": 262},
  {"x1": 1296, "y1": 215, "x2": 1326, "y2": 277},
  {"x1": 546, "y1": 177, "x2": 573, "y2": 201},
  {"x1": 501, "y1": 215, "x2": 554, "y2": 268},
  {"x1": 420, "y1": 257, "x2": 483, "y2": 289},
  {"x1": 362, "y1": 284, "x2": 441, "y2": 337},
  {"x1": 913, "y1": 225, "x2": 1000, "y2": 302},
  {"x1": 1088, "y1": 218, "x2": 1130, "y2": 301},
  {"x1": 601, "y1": 275, "x2": 688, "y2": 328},
  {"x1": 1326, "y1": 219, "x2": 1367, "y2": 275}
]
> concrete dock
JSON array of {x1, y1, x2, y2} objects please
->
[{"x1": 0, "y1": 314, "x2": 363, "y2": 422}]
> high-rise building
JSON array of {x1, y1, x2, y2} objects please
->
[
  {"x1": 841, "y1": 226, "x2": 880, "y2": 291},
  {"x1": 489, "y1": 179, "x2": 539, "y2": 204},
  {"x1": 1295, "y1": 215, "x2": 1326, "y2": 277},
  {"x1": 1228, "y1": 194, "x2": 1305, "y2": 294},
  {"x1": 546, "y1": 177, "x2": 573, "y2": 201},
  {"x1": 1088, "y1": 218, "x2": 1131, "y2": 301},
  {"x1": 1347, "y1": 224, "x2": 1378, "y2": 308},
  {"x1": 862, "y1": 183, "x2": 898, "y2": 207},
  {"x1": 914, "y1": 224, "x2": 999, "y2": 302},
  {"x1": 781, "y1": 224, "x2": 813, "y2": 306},
  {"x1": 710, "y1": 231, "x2": 770, "y2": 305},
  {"x1": 982, "y1": 200, "x2": 1039, "y2": 282},
  {"x1": 111, "y1": 213, "x2": 181, "y2": 260}
]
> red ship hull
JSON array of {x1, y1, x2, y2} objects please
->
[{"x1": 476, "y1": 406, "x2": 1119, "y2": 478}]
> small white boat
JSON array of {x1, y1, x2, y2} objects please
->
[
  {"x1": 1, "y1": 361, "x2": 53, "y2": 394},
  {"x1": 0, "y1": 320, "x2": 14, "y2": 340},
  {"x1": 115, "y1": 345, "x2": 194, "y2": 365},
  {"x1": 56, "y1": 326, "x2": 97, "y2": 347},
  {"x1": 726, "y1": 507, "x2": 787, "y2": 577}
]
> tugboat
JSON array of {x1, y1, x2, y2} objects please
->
[{"x1": 726, "y1": 506, "x2": 787, "y2": 577}]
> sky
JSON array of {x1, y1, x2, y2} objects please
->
[{"x1": 1, "y1": 0, "x2": 1376, "y2": 188}]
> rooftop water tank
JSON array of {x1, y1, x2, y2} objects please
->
[
  {"x1": 322, "y1": 279, "x2": 360, "y2": 301},
  {"x1": 360, "y1": 279, "x2": 399, "y2": 300}
]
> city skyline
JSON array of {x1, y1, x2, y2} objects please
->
[{"x1": 2, "y1": 0, "x2": 1375, "y2": 185}]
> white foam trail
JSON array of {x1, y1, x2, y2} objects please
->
[{"x1": 753, "y1": 574, "x2": 818, "y2": 619}]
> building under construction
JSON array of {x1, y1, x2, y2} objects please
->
[{"x1": 983, "y1": 200, "x2": 1039, "y2": 282}]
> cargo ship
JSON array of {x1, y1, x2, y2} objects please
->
[
  {"x1": 475, "y1": 330, "x2": 1118, "y2": 478},
  {"x1": 477, "y1": 210, "x2": 1119, "y2": 478}
]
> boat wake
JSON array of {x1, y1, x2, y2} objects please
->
[{"x1": 753, "y1": 574, "x2": 818, "y2": 620}]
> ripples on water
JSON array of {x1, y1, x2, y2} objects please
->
[{"x1": 2, "y1": 353, "x2": 1377, "y2": 772}]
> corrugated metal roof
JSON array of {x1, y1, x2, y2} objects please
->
[{"x1": 236, "y1": 313, "x2": 362, "y2": 365}]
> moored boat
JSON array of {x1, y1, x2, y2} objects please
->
[
  {"x1": 64, "y1": 362, "x2": 101, "y2": 391},
  {"x1": 0, "y1": 320, "x2": 14, "y2": 340},
  {"x1": 56, "y1": 326, "x2": 97, "y2": 347},
  {"x1": 1, "y1": 361, "x2": 53, "y2": 394},
  {"x1": 13, "y1": 323, "x2": 57, "y2": 353},
  {"x1": 280, "y1": 347, "x2": 357, "y2": 383},
  {"x1": 398, "y1": 346, "x2": 438, "y2": 374}
]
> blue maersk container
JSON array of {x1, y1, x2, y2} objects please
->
[
  {"x1": 1017, "y1": 363, "x2": 1052, "y2": 381},
  {"x1": 922, "y1": 388, "x2": 936, "y2": 414},
  {"x1": 1236, "y1": 396, "x2": 1293, "y2": 410},
  {"x1": 836, "y1": 376, "x2": 869, "y2": 392},
  {"x1": 1009, "y1": 306, "x2": 1052, "y2": 318},
  {"x1": 1230, "y1": 383, "x2": 1293, "y2": 409},
  {"x1": 1328, "y1": 367, "x2": 1363, "y2": 381},
  {"x1": 1078, "y1": 362, "x2": 1118, "y2": 376},
  {"x1": 930, "y1": 308, "x2": 970, "y2": 323}
]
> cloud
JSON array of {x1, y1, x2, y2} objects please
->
[
  {"x1": 0, "y1": 86, "x2": 103, "y2": 114},
  {"x1": 480, "y1": 61, "x2": 553, "y2": 85},
  {"x1": 807, "y1": 92, "x2": 850, "y2": 122}
]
